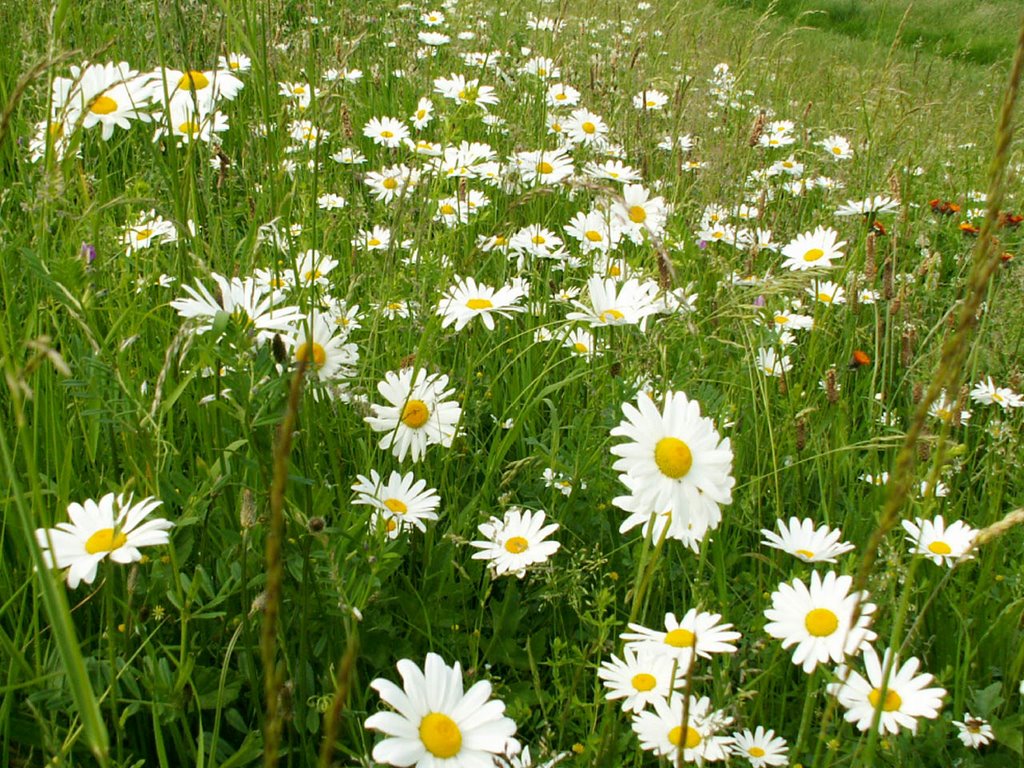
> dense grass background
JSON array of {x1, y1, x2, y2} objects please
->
[{"x1": 1, "y1": 0, "x2": 1023, "y2": 766}]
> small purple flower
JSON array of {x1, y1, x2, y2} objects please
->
[
  {"x1": 753, "y1": 294, "x2": 766, "y2": 308},
  {"x1": 697, "y1": 240, "x2": 708, "y2": 250},
  {"x1": 80, "y1": 242, "x2": 97, "y2": 264}
]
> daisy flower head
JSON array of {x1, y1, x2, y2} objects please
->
[
  {"x1": 807, "y1": 279, "x2": 845, "y2": 305},
  {"x1": 781, "y1": 226, "x2": 846, "y2": 271},
  {"x1": 563, "y1": 108, "x2": 609, "y2": 147},
  {"x1": 170, "y1": 273, "x2": 303, "y2": 342},
  {"x1": 352, "y1": 469, "x2": 441, "y2": 534},
  {"x1": 514, "y1": 148, "x2": 574, "y2": 186},
  {"x1": 633, "y1": 88, "x2": 669, "y2": 111},
  {"x1": 612, "y1": 184, "x2": 669, "y2": 243},
  {"x1": 285, "y1": 313, "x2": 359, "y2": 383},
  {"x1": 755, "y1": 347, "x2": 792, "y2": 378},
  {"x1": 827, "y1": 646, "x2": 946, "y2": 735},
  {"x1": 364, "y1": 653, "x2": 517, "y2": 767},
  {"x1": 761, "y1": 517, "x2": 855, "y2": 563},
  {"x1": 598, "y1": 646, "x2": 683, "y2": 713},
  {"x1": 834, "y1": 195, "x2": 899, "y2": 217},
  {"x1": 35, "y1": 493, "x2": 173, "y2": 589},
  {"x1": 631, "y1": 693, "x2": 734, "y2": 763},
  {"x1": 363, "y1": 116, "x2": 410, "y2": 148},
  {"x1": 818, "y1": 134, "x2": 853, "y2": 160},
  {"x1": 564, "y1": 209, "x2": 623, "y2": 253},
  {"x1": 562, "y1": 327, "x2": 601, "y2": 358},
  {"x1": 621, "y1": 609, "x2": 741, "y2": 667},
  {"x1": 436, "y1": 275, "x2": 526, "y2": 332},
  {"x1": 610, "y1": 391, "x2": 734, "y2": 522},
  {"x1": 953, "y1": 713, "x2": 995, "y2": 748},
  {"x1": 970, "y1": 376, "x2": 1023, "y2": 409},
  {"x1": 470, "y1": 507, "x2": 560, "y2": 579},
  {"x1": 730, "y1": 726, "x2": 788, "y2": 767},
  {"x1": 613, "y1": 472, "x2": 723, "y2": 552},
  {"x1": 365, "y1": 368, "x2": 462, "y2": 462},
  {"x1": 901, "y1": 515, "x2": 976, "y2": 567},
  {"x1": 546, "y1": 82, "x2": 580, "y2": 108},
  {"x1": 566, "y1": 276, "x2": 661, "y2": 329},
  {"x1": 433, "y1": 73, "x2": 499, "y2": 109},
  {"x1": 763, "y1": 570, "x2": 877, "y2": 673}
]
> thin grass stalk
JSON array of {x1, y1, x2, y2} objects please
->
[
  {"x1": 261, "y1": 358, "x2": 307, "y2": 768},
  {"x1": 0, "y1": 413, "x2": 110, "y2": 764},
  {"x1": 854, "y1": 12, "x2": 1024, "y2": 764}
]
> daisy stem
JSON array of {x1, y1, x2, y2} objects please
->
[
  {"x1": 859, "y1": 555, "x2": 923, "y2": 763},
  {"x1": 793, "y1": 669, "x2": 818, "y2": 761},
  {"x1": 627, "y1": 522, "x2": 668, "y2": 625},
  {"x1": 0, "y1": 406, "x2": 110, "y2": 764},
  {"x1": 261, "y1": 357, "x2": 307, "y2": 767}
]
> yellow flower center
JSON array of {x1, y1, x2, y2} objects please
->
[
  {"x1": 555, "y1": 93, "x2": 567, "y2": 101},
  {"x1": 928, "y1": 540, "x2": 952, "y2": 555},
  {"x1": 293, "y1": 85, "x2": 306, "y2": 94},
  {"x1": 608, "y1": 265, "x2": 621, "y2": 277},
  {"x1": 667, "y1": 725, "x2": 701, "y2": 749},
  {"x1": 178, "y1": 121, "x2": 201, "y2": 135},
  {"x1": 574, "y1": 342, "x2": 589, "y2": 354},
  {"x1": 803, "y1": 248, "x2": 825, "y2": 262},
  {"x1": 383, "y1": 177, "x2": 399, "y2": 190},
  {"x1": 178, "y1": 70, "x2": 210, "y2": 91},
  {"x1": 419, "y1": 712, "x2": 462, "y2": 758},
  {"x1": 466, "y1": 298, "x2": 493, "y2": 310},
  {"x1": 380, "y1": 130, "x2": 394, "y2": 138},
  {"x1": 383, "y1": 498, "x2": 408, "y2": 514},
  {"x1": 585, "y1": 230, "x2": 603, "y2": 242},
  {"x1": 664, "y1": 628, "x2": 695, "y2": 648},
  {"x1": 537, "y1": 161, "x2": 554, "y2": 175},
  {"x1": 868, "y1": 688, "x2": 902, "y2": 712},
  {"x1": 582, "y1": 121, "x2": 596, "y2": 134},
  {"x1": 629, "y1": 205, "x2": 647, "y2": 223},
  {"x1": 795, "y1": 548, "x2": 815, "y2": 560},
  {"x1": 832, "y1": 146, "x2": 843, "y2": 154},
  {"x1": 749, "y1": 746, "x2": 766, "y2": 757},
  {"x1": 295, "y1": 342, "x2": 327, "y2": 368},
  {"x1": 818, "y1": 292, "x2": 833, "y2": 302},
  {"x1": 367, "y1": 238, "x2": 382, "y2": 247},
  {"x1": 631, "y1": 673, "x2": 656, "y2": 692},
  {"x1": 49, "y1": 121, "x2": 64, "y2": 138},
  {"x1": 531, "y1": 235, "x2": 547, "y2": 244},
  {"x1": 599, "y1": 308, "x2": 625, "y2": 323},
  {"x1": 417, "y1": 109, "x2": 427, "y2": 119},
  {"x1": 504, "y1": 536, "x2": 529, "y2": 554},
  {"x1": 402, "y1": 400, "x2": 430, "y2": 428},
  {"x1": 90, "y1": 95, "x2": 118, "y2": 115},
  {"x1": 135, "y1": 229, "x2": 154, "y2": 241},
  {"x1": 654, "y1": 437, "x2": 693, "y2": 479},
  {"x1": 85, "y1": 528, "x2": 128, "y2": 554},
  {"x1": 804, "y1": 608, "x2": 839, "y2": 637},
  {"x1": 440, "y1": 204, "x2": 456, "y2": 215}
]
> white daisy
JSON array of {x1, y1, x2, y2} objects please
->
[
  {"x1": 761, "y1": 517, "x2": 855, "y2": 563},
  {"x1": 730, "y1": 726, "x2": 789, "y2": 767},
  {"x1": 763, "y1": 570, "x2": 877, "y2": 673},
  {"x1": 364, "y1": 653, "x2": 517, "y2": 767},
  {"x1": 35, "y1": 493, "x2": 173, "y2": 589},
  {"x1": 364, "y1": 368, "x2": 462, "y2": 462},
  {"x1": 436, "y1": 276, "x2": 526, "y2": 331},
  {"x1": 621, "y1": 609, "x2": 740, "y2": 667},
  {"x1": 631, "y1": 694, "x2": 733, "y2": 762},
  {"x1": 827, "y1": 646, "x2": 946, "y2": 735},
  {"x1": 352, "y1": 470, "x2": 441, "y2": 533},
  {"x1": 598, "y1": 645, "x2": 684, "y2": 713},
  {"x1": 470, "y1": 507, "x2": 560, "y2": 579},
  {"x1": 609, "y1": 391, "x2": 735, "y2": 525},
  {"x1": 901, "y1": 515, "x2": 976, "y2": 567}
]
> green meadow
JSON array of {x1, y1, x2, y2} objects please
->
[{"x1": 1, "y1": 0, "x2": 1023, "y2": 766}]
